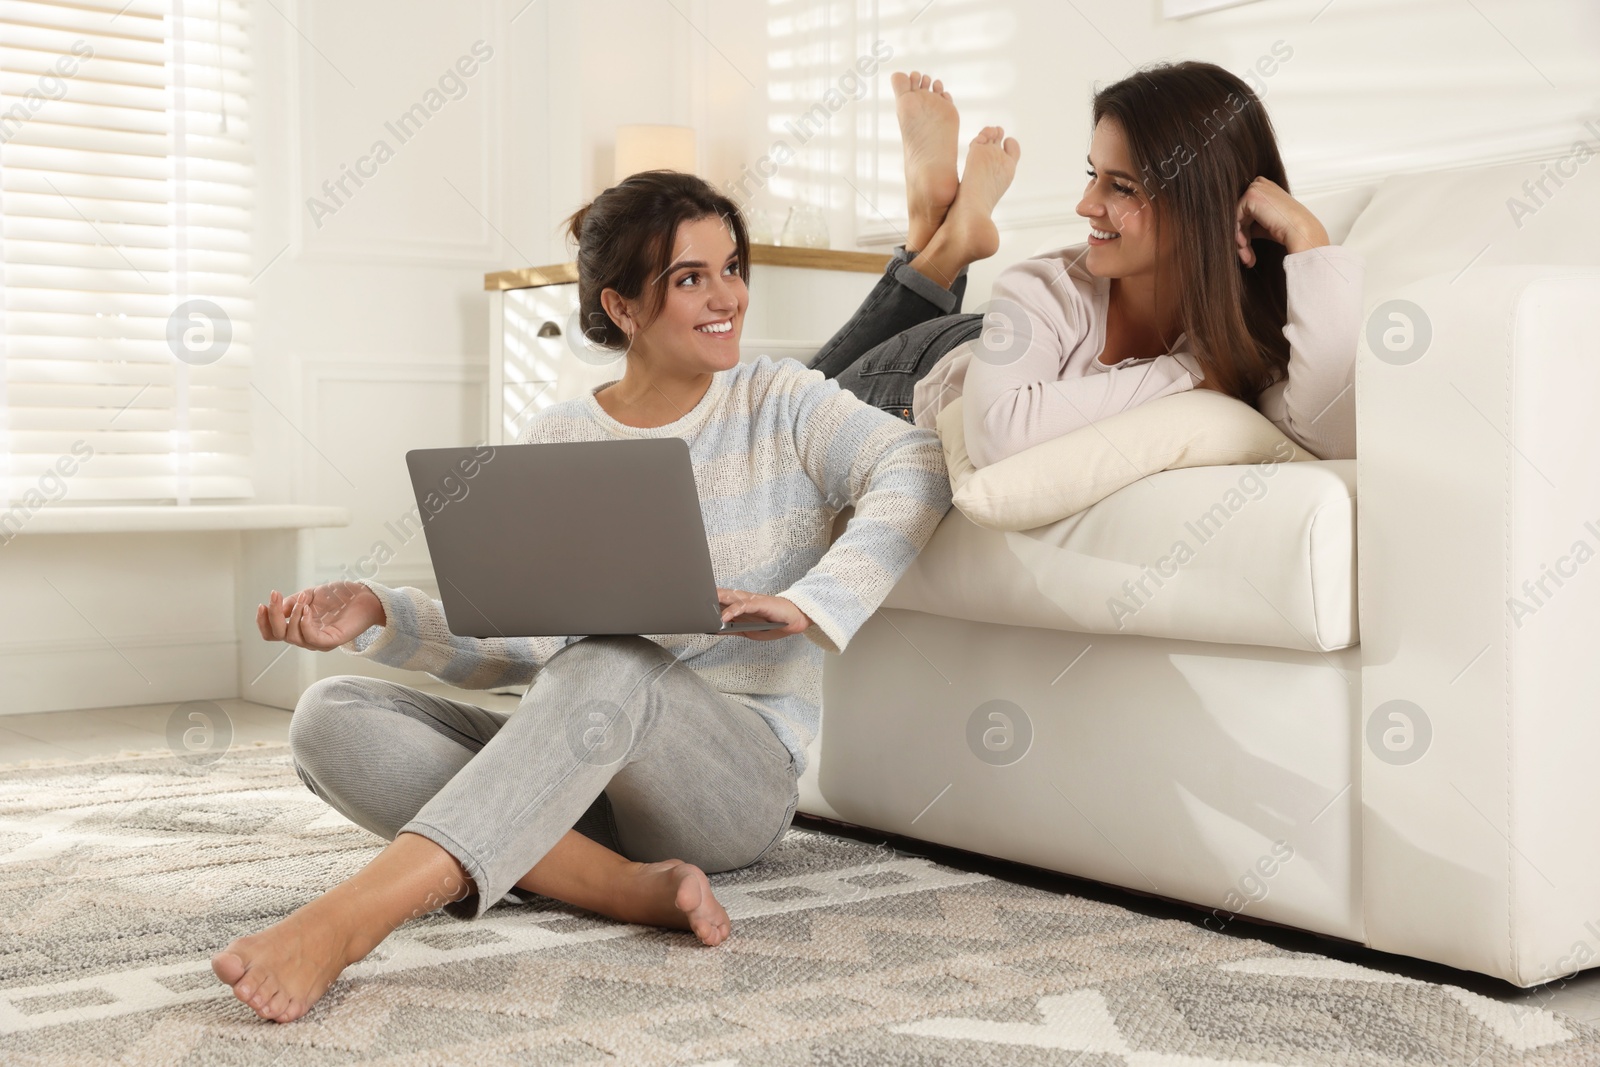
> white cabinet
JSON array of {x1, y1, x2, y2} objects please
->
[
  {"x1": 486, "y1": 246, "x2": 891, "y2": 445},
  {"x1": 497, "y1": 281, "x2": 583, "y2": 444}
]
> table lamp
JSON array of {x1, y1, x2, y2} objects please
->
[{"x1": 613, "y1": 125, "x2": 697, "y2": 183}]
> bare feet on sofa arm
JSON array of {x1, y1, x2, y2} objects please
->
[
  {"x1": 894, "y1": 70, "x2": 961, "y2": 252},
  {"x1": 211, "y1": 829, "x2": 731, "y2": 1023},
  {"x1": 910, "y1": 124, "x2": 1022, "y2": 291}
]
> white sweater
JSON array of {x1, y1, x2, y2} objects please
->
[
  {"x1": 912, "y1": 242, "x2": 1366, "y2": 464},
  {"x1": 339, "y1": 356, "x2": 953, "y2": 775}
]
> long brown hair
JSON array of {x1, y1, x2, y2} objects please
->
[
  {"x1": 1092, "y1": 62, "x2": 1290, "y2": 403},
  {"x1": 564, "y1": 170, "x2": 751, "y2": 351}
]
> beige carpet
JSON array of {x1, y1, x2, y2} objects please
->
[{"x1": 2, "y1": 744, "x2": 1598, "y2": 1066}]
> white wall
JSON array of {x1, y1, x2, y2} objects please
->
[
  {"x1": 0, "y1": 533, "x2": 238, "y2": 715},
  {"x1": 240, "y1": 0, "x2": 563, "y2": 695}
]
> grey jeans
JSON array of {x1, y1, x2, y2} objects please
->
[{"x1": 289, "y1": 634, "x2": 800, "y2": 920}]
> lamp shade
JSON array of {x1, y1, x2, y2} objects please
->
[{"x1": 614, "y1": 124, "x2": 697, "y2": 182}]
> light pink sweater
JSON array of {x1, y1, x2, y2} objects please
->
[{"x1": 910, "y1": 242, "x2": 1365, "y2": 465}]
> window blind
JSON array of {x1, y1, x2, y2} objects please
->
[{"x1": 1, "y1": 0, "x2": 252, "y2": 506}]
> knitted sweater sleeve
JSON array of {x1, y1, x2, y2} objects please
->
[
  {"x1": 335, "y1": 581, "x2": 576, "y2": 689},
  {"x1": 772, "y1": 361, "x2": 954, "y2": 654}
]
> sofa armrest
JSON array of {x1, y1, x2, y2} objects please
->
[{"x1": 1357, "y1": 266, "x2": 1600, "y2": 985}]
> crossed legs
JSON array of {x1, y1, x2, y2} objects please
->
[{"x1": 212, "y1": 635, "x2": 799, "y2": 1022}]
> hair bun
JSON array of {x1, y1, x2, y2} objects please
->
[{"x1": 565, "y1": 203, "x2": 591, "y2": 249}]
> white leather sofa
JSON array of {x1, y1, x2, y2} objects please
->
[{"x1": 796, "y1": 159, "x2": 1600, "y2": 988}]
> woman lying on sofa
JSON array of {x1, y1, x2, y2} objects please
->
[
  {"x1": 811, "y1": 64, "x2": 1363, "y2": 464},
  {"x1": 212, "y1": 173, "x2": 953, "y2": 1023}
]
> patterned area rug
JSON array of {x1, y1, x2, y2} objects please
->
[{"x1": 2, "y1": 745, "x2": 1597, "y2": 1066}]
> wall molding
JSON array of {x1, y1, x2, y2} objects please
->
[
  {"x1": 300, "y1": 359, "x2": 490, "y2": 430},
  {"x1": 0, "y1": 630, "x2": 235, "y2": 657},
  {"x1": 286, "y1": 0, "x2": 510, "y2": 266},
  {"x1": 0, "y1": 636, "x2": 238, "y2": 717},
  {"x1": 300, "y1": 358, "x2": 489, "y2": 583},
  {"x1": 1284, "y1": 111, "x2": 1595, "y2": 191},
  {"x1": 298, "y1": 357, "x2": 491, "y2": 487}
]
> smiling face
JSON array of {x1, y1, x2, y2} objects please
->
[
  {"x1": 606, "y1": 214, "x2": 748, "y2": 378},
  {"x1": 1076, "y1": 117, "x2": 1169, "y2": 279}
]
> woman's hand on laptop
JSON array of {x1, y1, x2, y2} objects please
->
[
  {"x1": 257, "y1": 582, "x2": 387, "y2": 651},
  {"x1": 717, "y1": 587, "x2": 812, "y2": 641}
]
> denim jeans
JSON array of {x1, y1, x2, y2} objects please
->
[
  {"x1": 807, "y1": 246, "x2": 984, "y2": 421},
  {"x1": 289, "y1": 634, "x2": 800, "y2": 920}
]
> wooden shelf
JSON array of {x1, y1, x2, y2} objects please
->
[
  {"x1": 483, "y1": 262, "x2": 580, "y2": 291},
  {"x1": 484, "y1": 243, "x2": 892, "y2": 291},
  {"x1": 748, "y1": 244, "x2": 891, "y2": 274}
]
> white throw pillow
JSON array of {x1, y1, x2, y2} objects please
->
[{"x1": 937, "y1": 390, "x2": 1312, "y2": 531}]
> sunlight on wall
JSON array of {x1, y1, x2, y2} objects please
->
[
  {"x1": 862, "y1": 0, "x2": 1020, "y2": 244},
  {"x1": 762, "y1": 0, "x2": 1019, "y2": 248},
  {"x1": 762, "y1": 0, "x2": 853, "y2": 218}
]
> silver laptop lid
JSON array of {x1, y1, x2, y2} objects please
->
[{"x1": 405, "y1": 439, "x2": 781, "y2": 638}]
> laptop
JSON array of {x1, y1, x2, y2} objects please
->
[{"x1": 404, "y1": 438, "x2": 788, "y2": 638}]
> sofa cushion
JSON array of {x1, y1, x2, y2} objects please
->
[
  {"x1": 1344, "y1": 158, "x2": 1600, "y2": 305},
  {"x1": 939, "y1": 390, "x2": 1312, "y2": 531},
  {"x1": 885, "y1": 458, "x2": 1357, "y2": 653}
]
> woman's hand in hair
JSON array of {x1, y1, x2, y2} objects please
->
[
  {"x1": 256, "y1": 582, "x2": 386, "y2": 652},
  {"x1": 717, "y1": 587, "x2": 812, "y2": 641},
  {"x1": 1233, "y1": 176, "x2": 1330, "y2": 267}
]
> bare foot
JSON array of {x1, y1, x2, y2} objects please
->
[
  {"x1": 620, "y1": 859, "x2": 731, "y2": 946},
  {"x1": 893, "y1": 71, "x2": 960, "y2": 251},
  {"x1": 911, "y1": 126, "x2": 1022, "y2": 288},
  {"x1": 946, "y1": 125, "x2": 1022, "y2": 261},
  {"x1": 211, "y1": 900, "x2": 368, "y2": 1023}
]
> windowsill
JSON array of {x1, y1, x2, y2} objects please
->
[{"x1": 8, "y1": 504, "x2": 351, "y2": 535}]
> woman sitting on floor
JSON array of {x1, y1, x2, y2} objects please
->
[{"x1": 212, "y1": 172, "x2": 952, "y2": 1024}]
